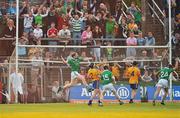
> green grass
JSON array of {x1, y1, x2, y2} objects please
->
[{"x1": 0, "y1": 102, "x2": 180, "y2": 118}]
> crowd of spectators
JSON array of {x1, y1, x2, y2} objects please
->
[
  {"x1": 0, "y1": 0, "x2": 143, "y2": 59},
  {"x1": 0, "y1": 0, "x2": 179, "y2": 61}
]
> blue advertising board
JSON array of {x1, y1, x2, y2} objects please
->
[{"x1": 69, "y1": 85, "x2": 180, "y2": 101}]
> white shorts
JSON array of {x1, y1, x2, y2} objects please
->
[
  {"x1": 13, "y1": 87, "x2": 23, "y2": 95},
  {"x1": 156, "y1": 79, "x2": 169, "y2": 88},
  {"x1": 102, "y1": 83, "x2": 116, "y2": 92},
  {"x1": 71, "y1": 71, "x2": 80, "y2": 80}
]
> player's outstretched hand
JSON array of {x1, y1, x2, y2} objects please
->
[
  {"x1": 175, "y1": 57, "x2": 180, "y2": 62},
  {"x1": 61, "y1": 56, "x2": 67, "y2": 64}
]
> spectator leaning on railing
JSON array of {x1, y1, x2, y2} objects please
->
[
  {"x1": 81, "y1": 25, "x2": 92, "y2": 45},
  {"x1": 137, "y1": 32, "x2": 145, "y2": 54},
  {"x1": 47, "y1": 22, "x2": 58, "y2": 54},
  {"x1": 18, "y1": 32, "x2": 28, "y2": 57},
  {"x1": 145, "y1": 32, "x2": 156, "y2": 56},
  {"x1": 58, "y1": 24, "x2": 71, "y2": 45},
  {"x1": 3, "y1": 19, "x2": 16, "y2": 38},
  {"x1": 33, "y1": 24, "x2": 43, "y2": 43}
]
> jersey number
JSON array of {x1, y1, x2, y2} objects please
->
[
  {"x1": 102, "y1": 74, "x2": 109, "y2": 80},
  {"x1": 160, "y1": 71, "x2": 168, "y2": 78}
]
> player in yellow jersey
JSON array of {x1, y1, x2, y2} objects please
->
[
  {"x1": 110, "y1": 63, "x2": 121, "y2": 81},
  {"x1": 127, "y1": 61, "x2": 141, "y2": 103},
  {"x1": 87, "y1": 63, "x2": 103, "y2": 106}
]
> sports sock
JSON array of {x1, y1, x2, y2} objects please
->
[{"x1": 98, "y1": 100, "x2": 102, "y2": 103}]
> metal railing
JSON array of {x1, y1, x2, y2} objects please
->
[
  {"x1": 148, "y1": 3, "x2": 165, "y2": 26},
  {"x1": 148, "y1": 0, "x2": 165, "y2": 27}
]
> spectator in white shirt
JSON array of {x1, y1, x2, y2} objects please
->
[
  {"x1": 10, "y1": 68, "x2": 24, "y2": 103},
  {"x1": 58, "y1": 24, "x2": 71, "y2": 45},
  {"x1": 23, "y1": 11, "x2": 34, "y2": 34},
  {"x1": 33, "y1": 24, "x2": 43, "y2": 42}
]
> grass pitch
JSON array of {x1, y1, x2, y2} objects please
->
[{"x1": 0, "y1": 102, "x2": 180, "y2": 118}]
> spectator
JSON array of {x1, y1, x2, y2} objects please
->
[
  {"x1": 98, "y1": 3, "x2": 108, "y2": 14},
  {"x1": 145, "y1": 32, "x2": 155, "y2": 56},
  {"x1": 137, "y1": 32, "x2": 145, "y2": 46},
  {"x1": 172, "y1": 32, "x2": 180, "y2": 57},
  {"x1": 32, "y1": 7, "x2": 50, "y2": 27},
  {"x1": 33, "y1": 24, "x2": 43, "y2": 42},
  {"x1": 95, "y1": 12, "x2": 106, "y2": 38},
  {"x1": 69, "y1": 8, "x2": 84, "y2": 45},
  {"x1": 51, "y1": 81, "x2": 61, "y2": 102},
  {"x1": 128, "y1": 19, "x2": 138, "y2": 31},
  {"x1": 93, "y1": 40, "x2": 101, "y2": 62},
  {"x1": 139, "y1": 50, "x2": 149, "y2": 69},
  {"x1": 92, "y1": 25, "x2": 103, "y2": 38},
  {"x1": 105, "y1": 16, "x2": 116, "y2": 39},
  {"x1": 58, "y1": 24, "x2": 71, "y2": 45},
  {"x1": 118, "y1": 15, "x2": 128, "y2": 38},
  {"x1": 81, "y1": 25, "x2": 92, "y2": 45},
  {"x1": 145, "y1": 32, "x2": 155, "y2": 46},
  {"x1": 7, "y1": 2, "x2": 16, "y2": 15},
  {"x1": 47, "y1": 9, "x2": 57, "y2": 27},
  {"x1": 106, "y1": 42, "x2": 113, "y2": 61},
  {"x1": 133, "y1": 25, "x2": 140, "y2": 37},
  {"x1": 86, "y1": 12, "x2": 96, "y2": 30},
  {"x1": 47, "y1": 22, "x2": 58, "y2": 54},
  {"x1": 0, "y1": 2, "x2": 7, "y2": 16},
  {"x1": 18, "y1": 32, "x2": 28, "y2": 57},
  {"x1": 57, "y1": 13, "x2": 69, "y2": 31},
  {"x1": 20, "y1": 1, "x2": 30, "y2": 16},
  {"x1": 133, "y1": 6, "x2": 142, "y2": 28},
  {"x1": 47, "y1": 22, "x2": 58, "y2": 38},
  {"x1": 137, "y1": 32, "x2": 145, "y2": 55},
  {"x1": 126, "y1": 32, "x2": 137, "y2": 57},
  {"x1": 175, "y1": 14, "x2": 180, "y2": 31},
  {"x1": 127, "y1": 2, "x2": 138, "y2": 16},
  {"x1": 3, "y1": 19, "x2": 16, "y2": 38},
  {"x1": 23, "y1": 11, "x2": 34, "y2": 34}
]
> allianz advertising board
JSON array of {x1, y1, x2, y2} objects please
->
[{"x1": 69, "y1": 85, "x2": 180, "y2": 101}]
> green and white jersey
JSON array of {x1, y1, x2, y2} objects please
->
[
  {"x1": 67, "y1": 57, "x2": 83, "y2": 72},
  {"x1": 101, "y1": 70, "x2": 113, "y2": 85},
  {"x1": 159, "y1": 67, "x2": 174, "y2": 80}
]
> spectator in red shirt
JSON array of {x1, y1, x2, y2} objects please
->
[
  {"x1": 47, "y1": 22, "x2": 58, "y2": 38},
  {"x1": 57, "y1": 13, "x2": 69, "y2": 31},
  {"x1": 47, "y1": 22, "x2": 58, "y2": 55}
]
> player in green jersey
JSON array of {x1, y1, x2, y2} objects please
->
[
  {"x1": 59, "y1": 52, "x2": 93, "y2": 92},
  {"x1": 100, "y1": 65, "x2": 124, "y2": 105},
  {"x1": 153, "y1": 58, "x2": 179, "y2": 106}
]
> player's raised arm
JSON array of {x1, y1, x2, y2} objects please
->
[
  {"x1": 83, "y1": 57, "x2": 93, "y2": 61},
  {"x1": 174, "y1": 57, "x2": 179, "y2": 70},
  {"x1": 61, "y1": 56, "x2": 67, "y2": 65}
]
